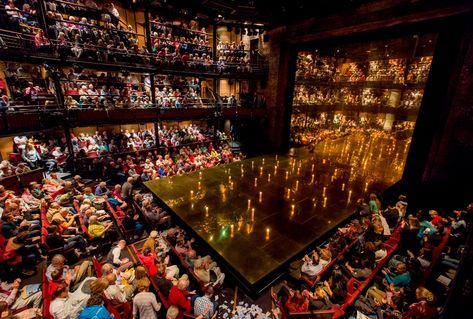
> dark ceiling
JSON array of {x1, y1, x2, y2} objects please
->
[
  {"x1": 123, "y1": 0, "x2": 472, "y2": 29},
  {"x1": 125, "y1": 0, "x2": 378, "y2": 28}
]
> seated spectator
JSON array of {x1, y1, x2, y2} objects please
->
[
  {"x1": 78, "y1": 293, "x2": 113, "y2": 319},
  {"x1": 4, "y1": 231, "x2": 42, "y2": 276},
  {"x1": 46, "y1": 254, "x2": 92, "y2": 289},
  {"x1": 47, "y1": 202, "x2": 62, "y2": 223},
  {"x1": 87, "y1": 215, "x2": 114, "y2": 240},
  {"x1": 34, "y1": 29, "x2": 51, "y2": 51},
  {"x1": 193, "y1": 257, "x2": 225, "y2": 286},
  {"x1": 112, "y1": 184, "x2": 128, "y2": 210},
  {"x1": 142, "y1": 230, "x2": 159, "y2": 253},
  {"x1": 307, "y1": 287, "x2": 332, "y2": 311},
  {"x1": 103, "y1": 273, "x2": 132, "y2": 303},
  {"x1": 301, "y1": 248, "x2": 331, "y2": 277},
  {"x1": 0, "y1": 161, "x2": 15, "y2": 178},
  {"x1": 106, "y1": 240, "x2": 133, "y2": 271},
  {"x1": 404, "y1": 287, "x2": 438, "y2": 319},
  {"x1": 382, "y1": 262, "x2": 411, "y2": 288},
  {"x1": 417, "y1": 210, "x2": 437, "y2": 242},
  {"x1": 0, "y1": 277, "x2": 41, "y2": 311},
  {"x1": 49, "y1": 282, "x2": 69, "y2": 319},
  {"x1": 72, "y1": 175, "x2": 86, "y2": 192},
  {"x1": 285, "y1": 290, "x2": 309, "y2": 313},
  {"x1": 45, "y1": 224, "x2": 88, "y2": 255},
  {"x1": 142, "y1": 199, "x2": 171, "y2": 226},
  {"x1": 51, "y1": 207, "x2": 78, "y2": 234},
  {"x1": 325, "y1": 267, "x2": 347, "y2": 304},
  {"x1": 14, "y1": 162, "x2": 31, "y2": 175},
  {"x1": 343, "y1": 258, "x2": 373, "y2": 280},
  {"x1": 22, "y1": 143, "x2": 41, "y2": 169},
  {"x1": 95, "y1": 182, "x2": 111, "y2": 197}
]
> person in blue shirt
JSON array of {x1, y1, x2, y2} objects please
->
[
  {"x1": 79, "y1": 294, "x2": 113, "y2": 319},
  {"x1": 158, "y1": 166, "x2": 166, "y2": 177},
  {"x1": 417, "y1": 210, "x2": 437, "y2": 242},
  {"x1": 382, "y1": 262, "x2": 411, "y2": 287},
  {"x1": 95, "y1": 182, "x2": 110, "y2": 197}
]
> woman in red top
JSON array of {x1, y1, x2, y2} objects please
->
[
  {"x1": 168, "y1": 277, "x2": 195, "y2": 319},
  {"x1": 285, "y1": 290, "x2": 309, "y2": 313},
  {"x1": 47, "y1": 269, "x2": 71, "y2": 297},
  {"x1": 138, "y1": 248, "x2": 158, "y2": 276},
  {"x1": 404, "y1": 287, "x2": 439, "y2": 319}
]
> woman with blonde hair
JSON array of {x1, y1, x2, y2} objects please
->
[
  {"x1": 404, "y1": 287, "x2": 438, "y2": 319},
  {"x1": 308, "y1": 287, "x2": 332, "y2": 312},
  {"x1": 132, "y1": 266, "x2": 148, "y2": 292},
  {"x1": 90, "y1": 277, "x2": 110, "y2": 295}
]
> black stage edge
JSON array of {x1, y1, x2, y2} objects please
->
[{"x1": 144, "y1": 136, "x2": 406, "y2": 297}]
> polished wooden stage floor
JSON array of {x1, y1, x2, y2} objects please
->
[{"x1": 145, "y1": 131, "x2": 410, "y2": 295}]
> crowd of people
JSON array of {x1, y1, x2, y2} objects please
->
[
  {"x1": 1, "y1": 125, "x2": 230, "y2": 178},
  {"x1": 0, "y1": 62, "x2": 257, "y2": 110},
  {"x1": 76, "y1": 141, "x2": 240, "y2": 183},
  {"x1": 70, "y1": 125, "x2": 225, "y2": 157},
  {"x1": 0, "y1": 130, "x2": 246, "y2": 319},
  {"x1": 1, "y1": 0, "x2": 265, "y2": 75},
  {"x1": 154, "y1": 75, "x2": 206, "y2": 109},
  {"x1": 148, "y1": 16, "x2": 254, "y2": 73},
  {"x1": 60, "y1": 68, "x2": 151, "y2": 109},
  {"x1": 150, "y1": 15, "x2": 211, "y2": 62},
  {"x1": 0, "y1": 133, "x2": 469, "y2": 319},
  {"x1": 0, "y1": 62, "x2": 58, "y2": 110},
  {"x1": 275, "y1": 193, "x2": 470, "y2": 319},
  {"x1": 293, "y1": 85, "x2": 424, "y2": 110},
  {"x1": 290, "y1": 113, "x2": 412, "y2": 145},
  {"x1": 0, "y1": 0, "x2": 40, "y2": 33},
  {"x1": 295, "y1": 52, "x2": 433, "y2": 84},
  {"x1": 42, "y1": 0, "x2": 146, "y2": 63},
  {"x1": 216, "y1": 41, "x2": 250, "y2": 65}
]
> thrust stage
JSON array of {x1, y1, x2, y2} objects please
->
[{"x1": 144, "y1": 133, "x2": 408, "y2": 296}]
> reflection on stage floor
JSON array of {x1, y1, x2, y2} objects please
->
[{"x1": 144, "y1": 131, "x2": 410, "y2": 295}]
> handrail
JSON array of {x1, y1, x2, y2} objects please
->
[
  {"x1": 60, "y1": 78, "x2": 147, "y2": 84},
  {"x1": 150, "y1": 20, "x2": 212, "y2": 36},
  {"x1": 51, "y1": 0, "x2": 130, "y2": 30},
  {"x1": 48, "y1": 17, "x2": 143, "y2": 37},
  {"x1": 73, "y1": 138, "x2": 229, "y2": 160},
  {"x1": 0, "y1": 29, "x2": 268, "y2": 71},
  {"x1": 53, "y1": 0, "x2": 101, "y2": 11},
  {"x1": 150, "y1": 35, "x2": 212, "y2": 49},
  {"x1": 0, "y1": 7, "x2": 40, "y2": 16},
  {"x1": 0, "y1": 27, "x2": 36, "y2": 38},
  {"x1": 64, "y1": 101, "x2": 216, "y2": 108},
  {"x1": 51, "y1": 38, "x2": 145, "y2": 54}
]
